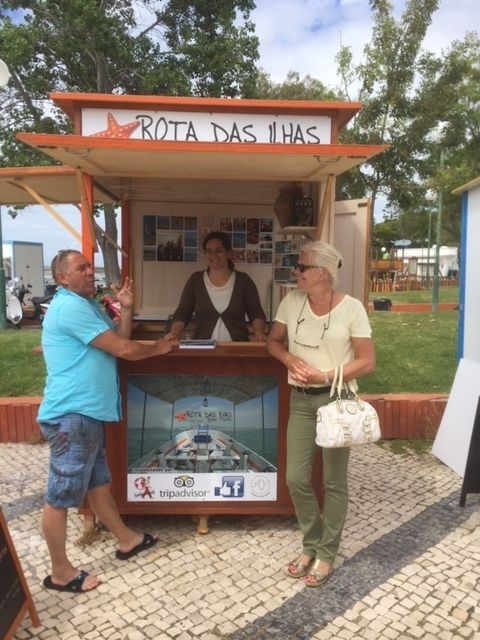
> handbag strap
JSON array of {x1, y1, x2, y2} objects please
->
[
  {"x1": 329, "y1": 365, "x2": 358, "y2": 400},
  {"x1": 329, "y1": 365, "x2": 343, "y2": 399},
  {"x1": 323, "y1": 330, "x2": 358, "y2": 399}
]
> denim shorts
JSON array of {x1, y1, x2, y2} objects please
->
[{"x1": 39, "y1": 414, "x2": 111, "y2": 509}]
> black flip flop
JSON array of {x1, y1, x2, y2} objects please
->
[
  {"x1": 115, "y1": 532, "x2": 157, "y2": 560},
  {"x1": 43, "y1": 570, "x2": 97, "y2": 593}
]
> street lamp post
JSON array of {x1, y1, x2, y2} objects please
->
[
  {"x1": 0, "y1": 59, "x2": 11, "y2": 330},
  {"x1": 426, "y1": 211, "x2": 432, "y2": 285},
  {"x1": 432, "y1": 150, "x2": 444, "y2": 312}
]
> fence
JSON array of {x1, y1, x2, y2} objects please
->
[{"x1": 369, "y1": 276, "x2": 459, "y2": 293}]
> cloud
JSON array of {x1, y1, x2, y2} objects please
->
[{"x1": 253, "y1": 0, "x2": 478, "y2": 90}]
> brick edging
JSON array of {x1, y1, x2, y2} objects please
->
[
  {"x1": 361, "y1": 393, "x2": 448, "y2": 440},
  {"x1": 0, "y1": 397, "x2": 43, "y2": 443},
  {"x1": 0, "y1": 394, "x2": 449, "y2": 443}
]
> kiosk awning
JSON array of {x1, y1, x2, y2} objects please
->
[
  {"x1": 14, "y1": 132, "x2": 386, "y2": 202},
  {"x1": 0, "y1": 166, "x2": 116, "y2": 205}
]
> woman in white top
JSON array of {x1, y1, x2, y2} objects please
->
[
  {"x1": 267, "y1": 240, "x2": 375, "y2": 587},
  {"x1": 166, "y1": 231, "x2": 266, "y2": 342}
]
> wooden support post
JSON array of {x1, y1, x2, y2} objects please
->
[
  {"x1": 315, "y1": 174, "x2": 335, "y2": 241},
  {"x1": 121, "y1": 200, "x2": 131, "y2": 281},
  {"x1": 76, "y1": 170, "x2": 97, "y2": 261},
  {"x1": 193, "y1": 515, "x2": 209, "y2": 534}
]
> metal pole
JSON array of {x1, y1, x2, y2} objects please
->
[
  {"x1": 0, "y1": 205, "x2": 7, "y2": 330},
  {"x1": 426, "y1": 209, "x2": 432, "y2": 286},
  {"x1": 432, "y1": 150, "x2": 444, "y2": 312}
]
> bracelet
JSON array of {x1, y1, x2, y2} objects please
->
[{"x1": 323, "y1": 370, "x2": 330, "y2": 385}]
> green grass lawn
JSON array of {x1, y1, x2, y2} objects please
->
[
  {"x1": 0, "y1": 329, "x2": 45, "y2": 396},
  {"x1": 0, "y1": 308, "x2": 459, "y2": 396},
  {"x1": 361, "y1": 311, "x2": 457, "y2": 394}
]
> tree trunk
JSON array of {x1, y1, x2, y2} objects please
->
[{"x1": 96, "y1": 203, "x2": 121, "y2": 286}]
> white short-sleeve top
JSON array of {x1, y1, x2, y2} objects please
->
[{"x1": 274, "y1": 289, "x2": 372, "y2": 388}]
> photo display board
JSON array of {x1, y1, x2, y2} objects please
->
[
  {"x1": 126, "y1": 373, "x2": 278, "y2": 502},
  {"x1": 142, "y1": 215, "x2": 274, "y2": 265}
]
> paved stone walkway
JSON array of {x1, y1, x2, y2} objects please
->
[{"x1": 1, "y1": 441, "x2": 479, "y2": 640}]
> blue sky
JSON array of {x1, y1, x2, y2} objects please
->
[{"x1": 1, "y1": 0, "x2": 476, "y2": 267}]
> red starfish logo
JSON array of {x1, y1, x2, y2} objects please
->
[
  {"x1": 89, "y1": 112, "x2": 140, "y2": 139},
  {"x1": 175, "y1": 412, "x2": 187, "y2": 422}
]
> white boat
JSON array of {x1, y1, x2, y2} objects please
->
[{"x1": 129, "y1": 424, "x2": 276, "y2": 474}]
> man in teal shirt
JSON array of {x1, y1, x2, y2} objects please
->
[{"x1": 38, "y1": 250, "x2": 176, "y2": 594}]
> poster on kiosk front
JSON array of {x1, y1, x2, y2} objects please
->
[{"x1": 127, "y1": 374, "x2": 278, "y2": 502}]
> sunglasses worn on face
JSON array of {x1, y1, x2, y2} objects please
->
[
  {"x1": 295, "y1": 260, "x2": 343, "y2": 273},
  {"x1": 295, "y1": 263, "x2": 318, "y2": 273}
]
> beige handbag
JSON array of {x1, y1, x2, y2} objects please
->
[{"x1": 315, "y1": 366, "x2": 381, "y2": 448}]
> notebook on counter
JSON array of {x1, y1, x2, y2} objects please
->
[{"x1": 178, "y1": 339, "x2": 217, "y2": 349}]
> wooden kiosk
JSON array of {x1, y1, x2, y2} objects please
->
[{"x1": 1, "y1": 93, "x2": 385, "y2": 531}]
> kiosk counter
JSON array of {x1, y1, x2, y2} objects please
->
[{"x1": 106, "y1": 342, "x2": 324, "y2": 530}]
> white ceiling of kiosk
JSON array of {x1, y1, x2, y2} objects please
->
[
  {"x1": 0, "y1": 167, "x2": 114, "y2": 205},
  {"x1": 12, "y1": 133, "x2": 384, "y2": 203}
]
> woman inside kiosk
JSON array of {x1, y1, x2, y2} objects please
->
[{"x1": 166, "y1": 231, "x2": 267, "y2": 342}]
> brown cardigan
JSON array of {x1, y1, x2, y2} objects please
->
[{"x1": 171, "y1": 270, "x2": 266, "y2": 341}]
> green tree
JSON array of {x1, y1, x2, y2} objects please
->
[
  {"x1": 377, "y1": 33, "x2": 480, "y2": 248},
  {"x1": 336, "y1": 0, "x2": 440, "y2": 215},
  {"x1": 336, "y1": 0, "x2": 479, "y2": 247},
  {"x1": 0, "y1": 0, "x2": 259, "y2": 282},
  {"x1": 254, "y1": 70, "x2": 340, "y2": 101},
  {"x1": 159, "y1": 0, "x2": 259, "y2": 98}
]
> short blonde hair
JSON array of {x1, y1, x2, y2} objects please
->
[{"x1": 301, "y1": 241, "x2": 343, "y2": 288}]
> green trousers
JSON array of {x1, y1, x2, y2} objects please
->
[{"x1": 286, "y1": 390, "x2": 350, "y2": 563}]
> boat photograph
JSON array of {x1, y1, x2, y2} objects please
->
[
  {"x1": 127, "y1": 373, "x2": 279, "y2": 477},
  {"x1": 129, "y1": 423, "x2": 277, "y2": 474}
]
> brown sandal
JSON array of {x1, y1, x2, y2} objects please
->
[
  {"x1": 286, "y1": 554, "x2": 314, "y2": 578},
  {"x1": 304, "y1": 559, "x2": 333, "y2": 587}
]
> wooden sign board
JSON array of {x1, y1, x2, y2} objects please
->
[{"x1": 0, "y1": 508, "x2": 39, "y2": 640}]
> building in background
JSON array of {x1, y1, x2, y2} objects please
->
[{"x1": 2, "y1": 241, "x2": 45, "y2": 297}]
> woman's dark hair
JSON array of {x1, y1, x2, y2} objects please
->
[{"x1": 202, "y1": 231, "x2": 235, "y2": 271}]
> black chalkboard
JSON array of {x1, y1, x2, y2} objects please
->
[
  {"x1": 460, "y1": 396, "x2": 480, "y2": 506},
  {"x1": 0, "y1": 509, "x2": 39, "y2": 639}
]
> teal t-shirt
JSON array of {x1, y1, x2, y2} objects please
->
[{"x1": 38, "y1": 287, "x2": 120, "y2": 422}]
